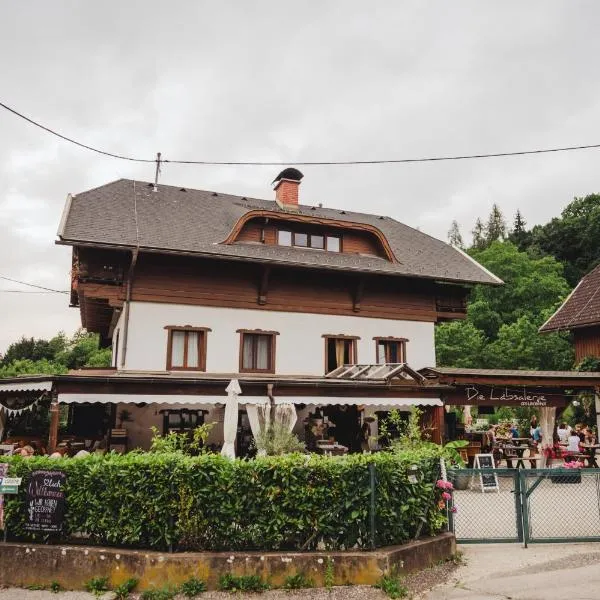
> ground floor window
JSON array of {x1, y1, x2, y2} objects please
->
[
  {"x1": 374, "y1": 337, "x2": 408, "y2": 364},
  {"x1": 324, "y1": 336, "x2": 359, "y2": 373}
]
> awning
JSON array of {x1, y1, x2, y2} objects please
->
[
  {"x1": 272, "y1": 397, "x2": 442, "y2": 407},
  {"x1": 58, "y1": 393, "x2": 268, "y2": 405},
  {"x1": 0, "y1": 380, "x2": 53, "y2": 393},
  {"x1": 57, "y1": 394, "x2": 441, "y2": 407}
]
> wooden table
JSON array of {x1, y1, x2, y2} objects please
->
[{"x1": 497, "y1": 443, "x2": 530, "y2": 468}]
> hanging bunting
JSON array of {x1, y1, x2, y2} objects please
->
[{"x1": 0, "y1": 392, "x2": 47, "y2": 416}]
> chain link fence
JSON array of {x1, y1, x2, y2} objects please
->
[{"x1": 449, "y1": 468, "x2": 600, "y2": 545}]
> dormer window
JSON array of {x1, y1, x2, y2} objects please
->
[{"x1": 278, "y1": 229, "x2": 341, "y2": 252}]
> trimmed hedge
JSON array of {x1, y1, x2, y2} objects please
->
[{"x1": 2, "y1": 449, "x2": 443, "y2": 551}]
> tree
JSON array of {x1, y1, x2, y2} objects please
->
[
  {"x1": 447, "y1": 220, "x2": 464, "y2": 248},
  {"x1": 435, "y1": 241, "x2": 573, "y2": 370},
  {"x1": 471, "y1": 218, "x2": 486, "y2": 250},
  {"x1": 0, "y1": 330, "x2": 111, "y2": 378},
  {"x1": 485, "y1": 204, "x2": 507, "y2": 244},
  {"x1": 524, "y1": 194, "x2": 600, "y2": 285}
]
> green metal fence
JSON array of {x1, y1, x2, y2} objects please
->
[{"x1": 449, "y1": 468, "x2": 600, "y2": 545}]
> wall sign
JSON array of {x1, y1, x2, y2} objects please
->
[
  {"x1": 25, "y1": 470, "x2": 66, "y2": 533},
  {"x1": 466, "y1": 386, "x2": 548, "y2": 407}
]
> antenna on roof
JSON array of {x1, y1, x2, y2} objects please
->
[{"x1": 153, "y1": 152, "x2": 162, "y2": 192}]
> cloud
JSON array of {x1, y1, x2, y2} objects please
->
[{"x1": 1, "y1": 0, "x2": 599, "y2": 351}]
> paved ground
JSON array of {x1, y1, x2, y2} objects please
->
[{"x1": 424, "y1": 543, "x2": 600, "y2": 600}]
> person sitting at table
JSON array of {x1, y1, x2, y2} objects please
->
[
  {"x1": 49, "y1": 447, "x2": 68, "y2": 459},
  {"x1": 566, "y1": 430, "x2": 582, "y2": 454},
  {"x1": 557, "y1": 422, "x2": 569, "y2": 443},
  {"x1": 18, "y1": 445, "x2": 35, "y2": 458},
  {"x1": 510, "y1": 423, "x2": 519, "y2": 439}
]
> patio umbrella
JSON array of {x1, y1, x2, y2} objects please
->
[
  {"x1": 538, "y1": 406, "x2": 556, "y2": 468},
  {"x1": 275, "y1": 401, "x2": 297, "y2": 433},
  {"x1": 221, "y1": 379, "x2": 242, "y2": 458}
]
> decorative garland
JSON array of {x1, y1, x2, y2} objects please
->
[{"x1": 0, "y1": 393, "x2": 47, "y2": 417}]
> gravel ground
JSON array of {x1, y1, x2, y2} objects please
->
[{"x1": 0, "y1": 561, "x2": 458, "y2": 599}]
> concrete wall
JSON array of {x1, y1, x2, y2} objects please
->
[
  {"x1": 0, "y1": 534, "x2": 456, "y2": 591},
  {"x1": 122, "y1": 301, "x2": 436, "y2": 374}
]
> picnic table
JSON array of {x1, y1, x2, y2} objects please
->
[{"x1": 495, "y1": 440, "x2": 534, "y2": 468}]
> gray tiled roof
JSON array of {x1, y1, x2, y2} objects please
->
[
  {"x1": 58, "y1": 179, "x2": 502, "y2": 285},
  {"x1": 423, "y1": 367, "x2": 600, "y2": 379},
  {"x1": 539, "y1": 263, "x2": 600, "y2": 332}
]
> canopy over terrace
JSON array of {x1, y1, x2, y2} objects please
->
[{"x1": 0, "y1": 364, "x2": 448, "y2": 452}]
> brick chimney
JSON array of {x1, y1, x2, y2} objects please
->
[{"x1": 273, "y1": 168, "x2": 304, "y2": 210}]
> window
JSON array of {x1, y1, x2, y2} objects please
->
[
  {"x1": 278, "y1": 230, "x2": 292, "y2": 246},
  {"x1": 324, "y1": 335, "x2": 359, "y2": 373},
  {"x1": 277, "y1": 230, "x2": 342, "y2": 252},
  {"x1": 238, "y1": 330, "x2": 278, "y2": 373},
  {"x1": 165, "y1": 326, "x2": 210, "y2": 370},
  {"x1": 326, "y1": 236, "x2": 341, "y2": 252},
  {"x1": 374, "y1": 337, "x2": 407, "y2": 364}
]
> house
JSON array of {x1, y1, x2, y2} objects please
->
[
  {"x1": 540, "y1": 263, "x2": 600, "y2": 362},
  {"x1": 1, "y1": 169, "x2": 503, "y2": 453}
]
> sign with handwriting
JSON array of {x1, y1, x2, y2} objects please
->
[{"x1": 25, "y1": 470, "x2": 66, "y2": 533}]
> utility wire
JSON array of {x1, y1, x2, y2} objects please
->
[
  {"x1": 0, "y1": 276, "x2": 69, "y2": 294},
  {"x1": 0, "y1": 290, "x2": 65, "y2": 294},
  {"x1": 3, "y1": 100, "x2": 600, "y2": 166}
]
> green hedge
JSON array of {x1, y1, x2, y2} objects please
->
[{"x1": 1, "y1": 449, "x2": 443, "y2": 551}]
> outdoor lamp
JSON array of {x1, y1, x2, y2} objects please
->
[{"x1": 407, "y1": 464, "x2": 421, "y2": 484}]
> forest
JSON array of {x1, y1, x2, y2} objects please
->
[{"x1": 440, "y1": 193, "x2": 600, "y2": 372}]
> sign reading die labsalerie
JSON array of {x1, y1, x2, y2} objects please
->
[{"x1": 25, "y1": 470, "x2": 66, "y2": 533}]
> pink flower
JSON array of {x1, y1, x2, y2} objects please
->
[
  {"x1": 450, "y1": 507, "x2": 457, "y2": 513},
  {"x1": 442, "y1": 491, "x2": 452, "y2": 501},
  {"x1": 444, "y1": 481, "x2": 454, "y2": 490},
  {"x1": 436, "y1": 480, "x2": 454, "y2": 490}
]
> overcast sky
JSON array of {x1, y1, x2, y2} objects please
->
[{"x1": 1, "y1": 1, "x2": 599, "y2": 353}]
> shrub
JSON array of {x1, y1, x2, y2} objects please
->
[
  {"x1": 375, "y1": 572, "x2": 408, "y2": 599},
  {"x1": 84, "y1": 576, "x2": 109, "y2": 594},
  {"x1": 179, "y1": 576, "x2": 207, "y2": 597},
  {"x1": 140, "y1": 587, "x2": 178, "y2": 600},
  {"x1": 283, "y1": 572, "x2": 314, "y2": 589},
  {"x1": 114, "y1": 577, "x2": 139, "y2": 599},
  {"x1": 218, "y1": 573, "x2": 269, "y2": 593},
  {"x1": 3, "y1": 449, "x2": 442, "y2": 552},
  {"x1": 49, "y1": 581, "x2": 62, "y2": 593}
]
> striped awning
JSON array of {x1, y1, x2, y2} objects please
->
[{"x1": 0, "y1": 380, "x2": 53, "y2": 394}]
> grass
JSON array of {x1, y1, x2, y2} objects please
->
[
  {"x1": 180, "y1": 576, "x2": 207, "y2": 597},
  {"x1": 218, "y1": 573, "x2": 270, "y2": 593},
  {"x1": 84, "y1": 576, "x2": 110, "y2": 595},
  {"x1": 375, "y1": 572, "x2": 408, "y2": 599},
  {"x1": 49, "y1": 581, "x2": 62, "y2": 593},
  {"x1": 324, "y1": 557, "x2": 335, "y2": 590},
  {"x1": 283, "y1": 572, "x2": 315, "y2": 589}
]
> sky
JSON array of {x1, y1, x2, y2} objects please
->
[{"x1": 1, "y1": 1, "x2": 600, "y2": 353}]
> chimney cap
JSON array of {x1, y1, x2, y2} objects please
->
[{"x1": 272, "y1": 167, "x2": 304, "y2": 185}]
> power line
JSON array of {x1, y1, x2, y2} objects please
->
[
  {"x1": 0, "y1": 290, "x2": 65, "y2": 294},
  {"x1": 3, "y1": 100, "x2": 600, "y2": 166},
  {"x1": 0, "y1": 276, "x2": 68, "y2": 294}
]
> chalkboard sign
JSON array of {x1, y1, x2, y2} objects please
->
[
  {"x1": 474, "y1": 454, "x2": 499, "y2": 493},
  {"x1": 25, "y1": 470, "x2": 66, "y2": 533}
]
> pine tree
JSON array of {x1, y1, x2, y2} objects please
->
[
  {"x1": 447, "y1": 220, "x2": 464, "y2": 248},
  {"x1": 471, "y1": 218, "x2": 486, "y2": 250},
  {"x1": 485, "y1": 204, "x2": 507, "y2": 244},
  {"x1": 513, "y1": 210, "x2": 525, "y2": 234}
]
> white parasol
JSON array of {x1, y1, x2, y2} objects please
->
[{"x1": 221, "y1": 379, "x2": 241, "y2": 458}]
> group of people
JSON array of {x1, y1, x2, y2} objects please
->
[
  {"x1": 556, "y1": 422, "x2": 596, "y2": 452},
  {"x1": 12, "y1": 439, "x2": 107, "y2": 459}
]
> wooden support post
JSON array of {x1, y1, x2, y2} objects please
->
[
  {"x1": 258, "y1": 266, "x2": 271, "y2": 305},
  {"x1": 353, "y1": 277, "x2": 365, "y2": 312},
  {"x1": 430, "y1": 405, "x2": 444, "y2": 445},
  {"x1": 48, "y1": 390, "x2": 60, "y2": 453}
]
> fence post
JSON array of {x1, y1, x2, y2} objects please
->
[
  {"x1": 368, "y1": 463, "x2": 376, "y2": 550},
  {"x1": 519, "y1": 470, "x2": 529, "y2": 548},
  {"x1": 513, "y1": 470, "x2": 524, "y2": 544}
]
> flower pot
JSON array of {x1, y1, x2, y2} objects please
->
[
  {"x1": 450, "y1": 471, "x2": 470, "y2": 491},
  {"x1": 550, "y1": 471, "x2": 581, "y2": 484}
]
